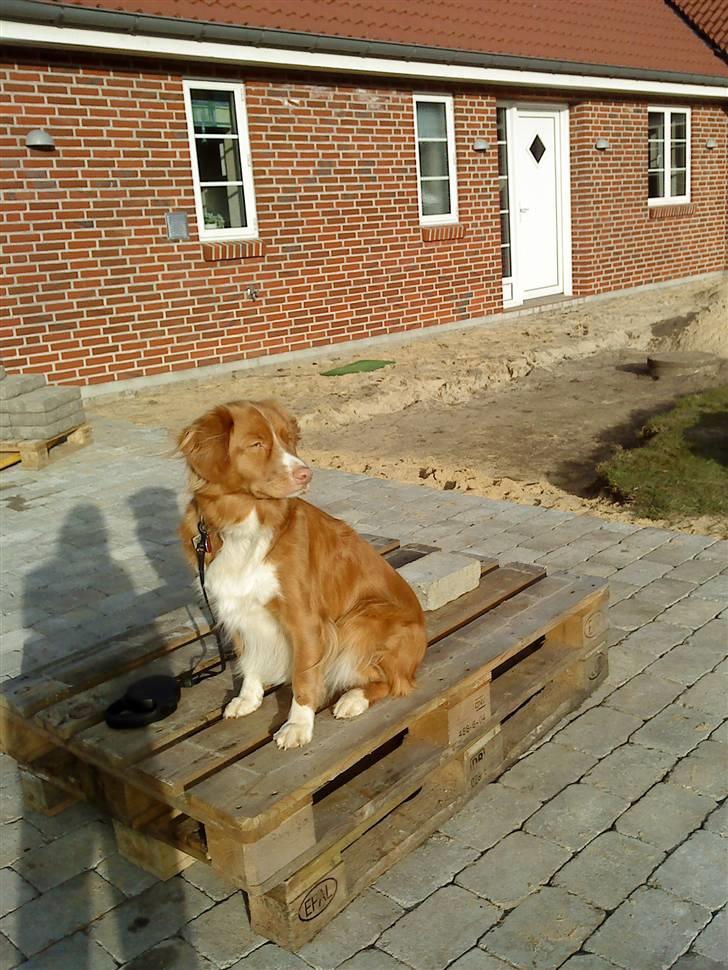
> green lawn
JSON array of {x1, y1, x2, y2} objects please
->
[{"x1": 599, "y1": 384, "x2": 728, "y2": 522}]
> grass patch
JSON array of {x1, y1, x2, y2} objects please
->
[
  {"x1": 321, "y1": 359, "x2": 394, "y2": 377},
  {"x1": 599, "y1": 384, "x2": 728, "y2": 521}
]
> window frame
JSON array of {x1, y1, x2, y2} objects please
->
[
  {"x1": 647, "y1": 106, "x2": 691, "y2": 207},
  {"x1": 412, "y1": 93, "x2": 459, "y2": 226},
  {"x1": 182, "y1": 79, "x2": 259, "y2": 241}
]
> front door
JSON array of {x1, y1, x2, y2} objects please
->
[{"x1": 500, "y1": 106, "x2": 571, "y2": 306}]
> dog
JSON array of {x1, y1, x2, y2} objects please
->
[{"x1": 178, "y1": 399, "x2": 427, "y2": 749}]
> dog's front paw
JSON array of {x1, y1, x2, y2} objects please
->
[
  {"x1": 333, "y1": 688, "x2": 369, "y2": 719},
  {"x1": 224, "y1": 694, "x2": 262, "y2": 718},
  {"x1": 274, "y1": 719, "x2": 313, "y2": 749}
]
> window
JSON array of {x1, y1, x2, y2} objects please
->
[
  {"x1": 183, "y1": 80, "x2": 258, "y2": 240},
  {"x1": 413, "y1": 95, "x2": 458, "y2": 225},
  {"x1": 496, "y1": 107, "x2": 512, "y2": 280},
  {"x1": 648, "y1": 107, "x2": 690, "y2": 205}
]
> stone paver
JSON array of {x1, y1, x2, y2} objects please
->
[
  {"x1": 374, "y1": 833, "x2": 478, "y2": 908},
  {"x1": 671, "y1": 954, "x2": 727, "y2": 970},
  {"x1": 0, "y1": 866, "x2": 37, "y2": 918},
  {"x1": 0, "y1": 932, "x2": 24, "y2": 970},
  {"x1": 438, "y1": 783, "x2": 542, "y2": 850},
  {"x1": 691, "y1": 907, "x2": 728, "y2": 964},
  {"x1": 669, "y1": 740, "x2": 728, "y2": 801},
  {"x1": 524, "y1": 784, "x2": 629, "y2": 851},
  {"x1": 555, "y1": 706, "x2": 643, "y2": 756},
  {"x1": 583, "y1": 743, "x2": 677, "y2": 801},
  {"x1": 499, "y1": 744, "x2": 597, "y2": 801},
  {"x1": 300, "y1": 890, "x2": 403, "y2": 970},
  {"x1": 122, "y1": 938, "x2": 216, "y2": 969},
  {"x1": 586, "y1": 886, "x2": 710, "y2": 970},
  {"x1": 616, "y1": 783, "x2": 717, "y2": 850},
  {"x1": 554, "y1": 831, "x2": 665, "y2": 910},
  {"x1": 561, "y1": 958, "x2": 623, "y2": 970},
  {"x1": 379, "y1": 885, "x2": 499, "y2": 970},
  {"x1": 651, "y1": 831, "x2": 728, "y2": 911},
  {"x1": 482, "y1": 887, "x2": 604, "y2": 970},
  {"x1": 631, "y1": 704, "x2": 720, "y2": 755},
  {"x1": 12, "y1": 819, "x2": 115, "y2": 892},
  {"x1": 182, "y1": 894, "x2": 266, "y2": 967},
  {"x1": 703, "y1": 801, "x2": 728, "y2": 837},
  {"x1": 12, "y1": 931, "x2": 119, "y2": 970},
  {"x1": 605, "y1": 672, "x2": 683, "y2": 719},
  {"x1": 679, "y1": 671, "x2": 728, "y2": 718},
  {"x1": 457, "y1": 830, "x2": 570, "y2": 908},
  {"x1": 337, "y1": 949, "x2": 413, "y2": 970}
]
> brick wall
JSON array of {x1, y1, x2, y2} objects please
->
[{"x1": 1, "y1": 51, "x2": 726, "y2": 387}]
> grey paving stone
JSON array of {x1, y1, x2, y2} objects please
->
[
  {"x1": 0, "y1": 870, "x2": 124, "y2": 957},
  {"x1": 337, "y1": 948, "x2": 413, "y2": 970},
  {"x1": 375, "y1": 832, "x2": 478, "y2": 908},
  {"x1": 94, "y1": 851, "x2": 159, "y2": 898},
  {"x1": 670, "y1": 954, "x2": 727, "y2": 970},
  {"x1": 591, "y1": 545, "x2": 644, "y2": 569},
  {"x1": 691, "y1": 574, "x2": 728, "y2": 601},
  {"x1": 610, "y1": 598, "x2": 663, "y2": 632},
  {"x1": 13, "y1": 819, "x2": 115, "y2": 892},
  {"x1": 457, "y1": 830, "x2": 570, "y2": 908},
  {"x1": 182, "y1": 861, "x2": 238, "y2": 902},
  {"x1": 660, "y1": 597, "x2": 724, "y2": 630},
  {"x1": 524, "y1": 784, "x2": 629, "y2": 851},
  {"x1": 710, "y1": 721, "x2": 728, "y2": 743},
  {"x1": 182, "y1": 894, "x2": 266, "y2": 967},
  {"x1": 613, "y1": 561, "x2": 672, "y2": 588},
  {"x1": 586, "y1": 886, "x2": 710, "y2": 970},
  {"x1": 20, "y1": 800, "x2": 101, "y2": 840},
  {"x1": 583, "y1": 742, "x2": 677, "y2": 801},
  {"x1": 0, "y1": 932, "x2": 23, "y2": 970},
  {"x1": 554, "y1": 831, "x2": 665, "y2": 910},
  {"x1": 679, "y1": 672, "x2": 728, "y2": 718},
  {"x1": 644, "y1": 540, "x2": 710, "y2": 566},
  {"x1": 13, "y1": 931, "x2": 118, "y2": 970},
  {"x1": 439, "y1": 783, "x2": 542, "y2": 850},
  {"x1": 704, "y1": 801, "x2": 728, "y2": 837},
  {"x1": 692, "y1": 907, "x2": 728, "y2": 964},
  {"x1": 499, "y1": 744, "x2": 598, "y2": 802},
  {"x1": 631, "y1": 704, "x2": 720, "y2": 755},
  {"x1": 451, "y1": 949, "x2": 515, "y2": 970},
  {"x1": 648, "y1": 642, "x2": 724, "y2": 687},
  {"x1": 651, "y1": 831, "x2": 728, "y2": 910},
  {"x1": 482, "y1": 886, "x2": 603, "y2": 970},
  {"x1": 616, "y1": 783, "x2": 717, "y2": 850},
  {"x1": 379, "y1": 885, "x2": 499, "y2": 970},
  {"x1": 0, "y1": 867, "x2": 37, "y2": 918},
  {"x1": 555, "y1": 707, "x2": 643, "y2": 756},
  {"x1": 0, "y1": 819, "x2": 45, "y2": 868},
  {"x1": 299, "y1": 888, "x2": 403, "y2": 970},
  {"x1": 560, "y1": 958, "x2": 623, "y2": 970},
  {"x1": 618, "y1": 621, "x2": 690, "y2": 658},
  {"x1": 90, "y1": 876, "x2": 214, "y2": 962},
  {"x1": 121, "y1": 938, "x2": 217, "y2": 970},
  {"x1": 605, "y1": 641, "x2": 661, "y2": 686},
  {"x1": 605, "y1": 672, "x2": 683, "y2": 719},
  {"x1": 670, "y1": 560, "x2": 724, "y2": 584},
  {"x1": 398, "y1": 551, "x2": 480, "y2": 611},
  {"x1": 697, "y1": 541, "x2": 728, "y2": 563},
  {"x1": 639, "y1": 577, "x2": 695, "y2": 608}
]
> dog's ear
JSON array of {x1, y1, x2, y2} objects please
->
[
  {"x1": 258, "y1": 399, "x2": 301, "y2": 449},
  {"x1": 178, "y1": 405, "x2": 234, "y2": 483}
]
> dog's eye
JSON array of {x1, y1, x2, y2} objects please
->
[{"x1": 249, "y1": 441, "x2": 264, "y2": 450}]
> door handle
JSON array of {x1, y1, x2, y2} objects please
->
[{"x1": 519, "y1": 207, "x2": 529, "y2": 213}]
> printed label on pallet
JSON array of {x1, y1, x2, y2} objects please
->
[
  {"x1": 448, "y1": 681, "x2": 491, "y2": 745},
  {"x1": 298, "y1": 876, "x2": 339, "y2": 922},
  {"x1": 465, "y1": 726, "x2": 502, "y2": 789}
]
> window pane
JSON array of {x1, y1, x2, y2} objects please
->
[
  {"x1": 671, "y1": 169, "x2": 687, "y2": 197},
  {"x1": 201, "y1": 184, "x2": 247, "y2": 229},
  {"x1": 671, "y1": 113, "x2": 687, "y2": 140},
  {"x1": 417, "y1": 101, "x2": 447, "y2": 139},
  {"x1": 421, "y1": 178, "x2": 451, "y2": 215},
  {"x1": 498, "y1": 143, "x2": 508, "y2": 177},
  {"x1": 648, "y1": 171, "x2": 664, "y2": 198},
  {"x1": 196, "y1": 138, "x2": 243, "y2": 183},
  {"x1": 418, "y1": 141, "x2": 449, "y2": 178},
  {"x1": 648, "y1": 112, "x2": 664, "y2": 141},
  {"x1": 191, "y1": 89, "x2": 238, "y2": 135},
  {"x1": 671, "y1": 141, "x2": 686, "y2": 170},
  {"x1": 648, "y1": 141, "x2": 664, "y2": 170},
  {"x1": 500, "y1": 211, "x2": 510, "y2": 246},
  {"x1": 501, "y1": 245, "x2": 512, "y2": 279},
  {"x1": 496, "y1": 107, "x2": 506, "y2": 142}
]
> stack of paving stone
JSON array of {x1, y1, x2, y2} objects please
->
[{"x1": 0, "y1": 366, "x2": 86, "y2": 442}]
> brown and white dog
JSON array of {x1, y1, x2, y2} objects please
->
[{"x1": 178, "y1": 400, "x2": 427, "y2": 749}]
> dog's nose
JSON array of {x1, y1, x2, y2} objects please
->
[{"x1": 293, "y1": 465, "x2": 312, "y2": 485}]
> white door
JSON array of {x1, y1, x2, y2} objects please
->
[{"x1": 512, "y1": 108, "x2": 569, "y2": 302}]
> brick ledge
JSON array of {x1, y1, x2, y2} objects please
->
[
  {"x1": 648, "y1": 204, "x2": 695, "y2": 220},
  {"x1": 202, "y1": 241, "x2": 265, "y2": 261},
  {"x1": 421, "y1": 224, "x2": 467, "y2": 242}
]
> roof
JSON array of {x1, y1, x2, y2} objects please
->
[
  {"x1": 21, "y1": 0, "x2": 728, "y2": 79},
  {"x1": 669, "y1": 0, "x2": 728, "y2": 56}
]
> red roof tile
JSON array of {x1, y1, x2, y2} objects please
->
[
  {"x1": 670, "y1": 0, "x2": 728, "y2": 55},
  {"x1": 37, "y1": 0, "x2": 728, "y2": 78}
]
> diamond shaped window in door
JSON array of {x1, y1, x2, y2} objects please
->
[{"x1": 529, "y1": 134, "x2": 546, "y2": 163}]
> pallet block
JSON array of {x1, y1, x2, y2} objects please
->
[
  {"x1": 0, "y1": 423, "x2": 92, "y2": 470},
  {"x1": 0, "y1": 533, "x2": 608, "y2": 949}
]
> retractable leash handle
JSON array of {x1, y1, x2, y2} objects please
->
[{"x1": 105, "y1": 518, "x2": 229, "y2": 729}]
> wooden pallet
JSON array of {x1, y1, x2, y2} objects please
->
[
  {"x1": 0, "y1": 533, "x2": 608, "y2": 949},
  {"x1": 0, "y1": 423, "x2": 92, "y2": 470}
]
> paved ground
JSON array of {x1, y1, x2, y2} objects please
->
[{"x1": 0, "y1": 417, "x2": 726, "y2": 970}]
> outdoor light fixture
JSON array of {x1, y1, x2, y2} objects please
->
[
  {"x1": 472, "y1": 138, "x2": 491, "y2": 152},
  {"x1": 705, "y1": 138, "x2": 717, "y2": 150},
  {"x1": 26, "y1": 128, "x2": 56, "y2": 151},
  {"x1": 595, "y1": 138, "x2": 610, "y2": 151}
]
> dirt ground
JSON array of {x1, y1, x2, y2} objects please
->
[{"x1": 90, "y1": 276, "x2": 728, "y2": 535}]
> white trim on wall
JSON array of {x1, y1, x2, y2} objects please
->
[
  {"x1": 2, "y1": 21, "x2": 727, "y2": 99},
  {"x1": 412, "y1": 93, "x2": 459, "y2": 226},
  {"x1": 647, "y1": 105, "x2": 692, "y2": 206}
]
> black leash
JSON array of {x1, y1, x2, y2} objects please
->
[{"x1": 181, "y1": 516, "x2": 228, "y2": 687}]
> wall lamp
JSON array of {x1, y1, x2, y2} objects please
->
[
  {"x1": 472, "y1": 138, "x2": 491, "y2": 152},
  {"x1": 595, "y1": 138, "x2": 610, "y2": 151},
  {"x1": 26, "y1": 129, "x2": 56, "y2": 151},
  {"x1": 705, "y1": 138, "x2": 717, "y2": 150}
]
